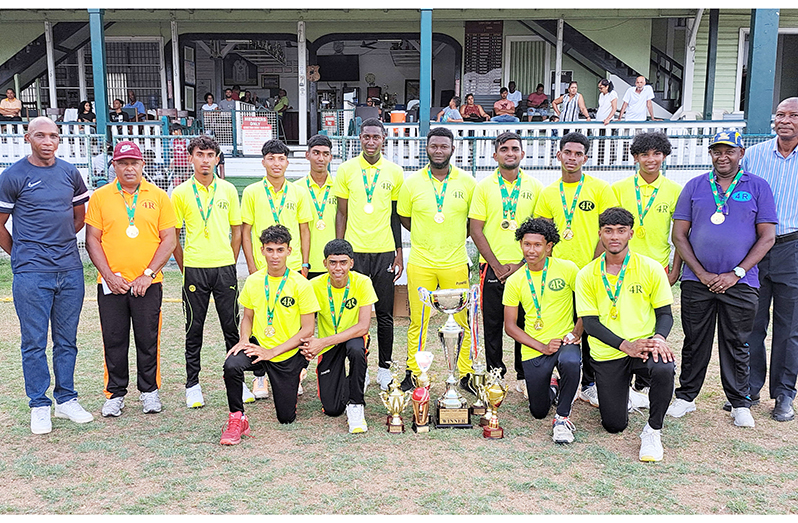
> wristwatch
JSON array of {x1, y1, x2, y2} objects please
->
[
  {"x1": 733, "y1": 266, "x2": 746, "y2": 279},
  {"x1": 143, "y1": 268, "x2": 157, "y2": 279},
  {"x1": 301, "y1": 263, "x2": 310, "y2": 269}
]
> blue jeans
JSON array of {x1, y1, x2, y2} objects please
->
[
  {"x1": 491, "y1": 114, "x2": 520, "y2": 123},
  {"x1": 12, "y1": 269, "x2": 85, "y2": 407}
]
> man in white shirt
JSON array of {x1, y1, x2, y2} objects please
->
[
  {"x1": 507, "y1": 81, "x2": 523, "y2": 109},
  {"x1": 618, "y1": 76, "x2": 659, "y2": 122}
]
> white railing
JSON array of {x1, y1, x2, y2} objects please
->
[{"x1": 1, "y1": 122, "x2": 99, "y2": 169}]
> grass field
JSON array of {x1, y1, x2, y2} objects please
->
[{"x1": 0, "y1": 259, "x2": 796, "y2": 515}]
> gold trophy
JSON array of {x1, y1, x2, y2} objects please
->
[
  {"x1": 419, "y1": 287, "x2": 472, "y2": 429},
  {"x1": 467, "y1": 284, "x2": 488, "y2": 419},
  {"x1": 380, "y1": 362, "x2": 412, "y2": 434},
  {"x1": 411, "y1": 351, "x2": 434, "y2": 433},
  {"x1": 483, "y1": 368, "x2": 509, "y2": 439}
]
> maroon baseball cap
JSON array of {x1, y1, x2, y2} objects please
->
[{"x1": 113, "y1": 141, "x2": 143, "y2": 161}]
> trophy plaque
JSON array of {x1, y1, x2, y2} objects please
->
[
  {"x1": 483, "y1": 368, "x2": 509, "y2": 439},
  {"x1": 411, "y1": 351, "x2": 434, "y2": 433},
  {"x1": 379, "y1": 362, "x2": 412, "y2": 434}
]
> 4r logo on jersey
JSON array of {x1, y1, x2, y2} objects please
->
[
  {"x1": 344, "y1": 298, "x2": 358, "y2": 309},
  {"x1": 578, "y1": 201, "x2": 596, "y2": 212},
  {"x1": 280, "y1": 296, "x2": 296, "y2": 307},
  {"x1": 548, "y1": 278, "x2": 567, "y2": 291}
]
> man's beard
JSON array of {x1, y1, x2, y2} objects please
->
[{"x1": 427, "y1": 154, "x2": 452, "y2": 171}]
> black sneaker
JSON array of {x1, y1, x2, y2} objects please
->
[
  {"x1": 550, "y1": 375, "x2": 560, "y2": 406},
  {"x1": 460, "y1": 374, "x2": 478, "y2": 396},
  {"x1": 723, "y1": 394, "x2": 760, "y2": 412},
  {"x1": 400, "y1": 370, "x2": 415, "y2": 392}
]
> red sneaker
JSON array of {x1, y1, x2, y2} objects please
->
[{"x1": 220, "y1": 411, "x2": 250, "y2": 445}]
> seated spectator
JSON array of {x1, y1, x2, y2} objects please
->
[
  {"x1": 527, "y1": 84, "x2": 550, "y2": 121},
  {"x1": 202, "y1": 93, "x2": 218, "y2": 111},
  {"x1": 109, "y1": 98, "x2": 131, "y2": 122},
  {"x1": 507, "y1": 81, "x2": 523, "y2": 109},
  {"x1": 461, "y1": 93, "x2": 489, "y2": 122},
  {"x1": 365, "y1": 97, "x2": 382, "y2": 119},
  {"x1": 77, "y1": 100, "x2": 96, "y2": 123},
  {"x1": 124, "y1": 90, "x2": 146, "y2": 122},
  {"x1": 218, "y1": 89, "x2": 236, "y2": 112},
  {"x1": 492, "y1": 87, "x2": 520, "y2": 123},
  {"x1": 437, "y1": 96, "x2": 464, "y2": 123},
  {"x1": 0, "y1": 88, "x2": 23, "y2": 122},
  {"x1": 242, "y1": 91, "x2": 254, "y2": 104}
]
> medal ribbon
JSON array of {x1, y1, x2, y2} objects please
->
[
  {"x1": 306, "y1": 177, "x2": 331, "y2": 221},
  {"x1": 600, "y1": 250, "x2": 631, "y2": 310},
  {"x1": 191, "y1": 177, "x2": 217, "y2": 231},
  {"x1": 361, "y1": 167, "x2": 381, "y2": 205},
  {"x1": 116, "y1": 180, "x2": 140, "y2": 227},
  {"x1": 559, "y1": 174, "x2": 585, "y2": 229},
  {"x1": 524, "y1": 258, "x2": 549, "y2": 323},
  {"x1": 264, "y1": 179, "x2": 289, "y2": 224},
  {"x1": 427, "y1": 165, "x2": 451, "y2": 214},
  {"x1": 709, "y1": 169, "x2": 744, "y2": 214},
  {"x1": 497, "y1": 169, "x2": 522, "y2": 220},
  {"x1": 327, "y1": 275, "x2": 351, "y2": 334},
  {"x1": 264, "y1": 268, "x2": 290, "y2": 330},
  {"x1": 634, "y1": 172, "x2": 660, "y2": 227}
]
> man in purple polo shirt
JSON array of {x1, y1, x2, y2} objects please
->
[{"x1": 668, "y1": 130, "x2": 777, "y2": 427}]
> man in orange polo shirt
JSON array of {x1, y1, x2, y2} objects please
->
[{"x1": 85, "y1": 141, "x2": 177, "y2": 418}]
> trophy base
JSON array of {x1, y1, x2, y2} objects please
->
[
  {"x1": 386, "y1": 415, "x2": 405, "y2": 434},
  {"x1": 412, "y1": 421, "x2": 430, "y2": 433},
  {"x1": 435, "y1": 402, "x2": 471, "y2": 428},
  {"x1": 483, "y1": 425, "x2": 504, "y2": 439},
  {"x1": 479, "y1": 415, "x2": 491, "y2": 427},
  {"x1": 470, "y1": 405, "x2": 487, "y2": 417}
]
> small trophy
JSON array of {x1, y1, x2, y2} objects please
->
[
  {"x1": 483, "y1": 368, "x2": 509, "y2": 439},
  {"x1": 468, "y1": 284, "x2": 488, "y2": 419},
  {"x1": 411, "y1": 351, "x2": 434, "y2": 433},
  {"x1": 419, "y1": 287, "x2": 471, "y2": 429},
  {"x1": 380, "y1": 362, "x2": 412, "y2": 434}
]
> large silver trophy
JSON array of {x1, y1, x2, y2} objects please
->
[
  {"x1": 418, "y1": 287, "x2": 472, "y2": 428},
  {"x1": 468, "y1": 284, "x2": 489, "y2": 420}
]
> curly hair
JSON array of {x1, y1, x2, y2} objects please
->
[
  {"x1": 599, "y1": 207, "x2": 635, "y2": 228},
  {"x1": 515, "y1": 217, "x2": 560, "y2": 245},
  {"x1": 630, "y1": 131, "x2": 672, "y2": 156},
  {"x1": 259, "y1": 224, "x2": 292, "y2": 247},
  {"x1": 188, "y1": 135, "x2": 220, "y2": 156}
]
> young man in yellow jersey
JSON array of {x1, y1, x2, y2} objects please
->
[
  {"x1": 469, "y1": 132, "x2": 544, "y2": 393},
  {"x1": 503, "y1": 218, "x2": 582, "y2": 444},
  {"x1": 398, "y1": 127, "x2": 477, "y2": 392},
  {"x1": 333, "y1": 118, "x2": 404, "y2": 391},
  {"x1": 611, "y1": 132, "x2": 682, "y2": 404},
  {"x1": 172, "y1": 136, "x2": 243, "y2": 408},
  {"x1": 241, "y1": 139, "x2": 313, "y2": 399},
  {"x1": 220, "y1": 225, "x2": 319, "y2": 445},
  {"x1": 300, "y1": 239, "x2": 378, "y2": 433},
  {"x1": 535, "y1": 132, "x2": 619, "y2": 407},
  {"x1": 296, "y1": 134, "x2": 336, "y2": 280},
  {"x1": 575, "y1": 207, "x2": 675, "y2": 462}
]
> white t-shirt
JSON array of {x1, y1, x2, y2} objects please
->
[
  {"x1": 622, "y1": 85, "x2": 654, "y2": 121},
  {"x1": 202, "y1": 103, "x2": 218, "y2": 111},
  {"x1": 596, "y1": 90, "x2": 619, "y2": 122},
  {"x1": 507, "y1": 90, "x2": 523, "y2": 108}
]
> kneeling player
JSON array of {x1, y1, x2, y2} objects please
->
[
  {"x1": 220, "y1": 225, "x2": 320, "y2": 445},
  {"x1": 503, "y1": 218, "x2": 582, "y2": 444},
  {"x1": 575, "y1": 208, "x2": 675, "y2": 461},
  {"x1": 301, "y1": 239, "x2": 378, "y2": 433}
]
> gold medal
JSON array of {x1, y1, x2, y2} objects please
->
[
  {"x1": 434, "y1": 212, "x2": 445, "y2": 224},
  {"x1": 563, "y1": 228, "x2": 574, "y2": 241},
  {"x1": 508, "y1": 219, "x2": 518, "y2": 231},
  {"x1": 126, "y1": 225, "x2": 139, "y2": 239},
  {"x1": 315, "y1": 220, "x2": 326, "y2": 231},
  {"x1": 204, "y1": 227, "x2": 209, "y2": 238},
  {"x1": 711, "y1": 212, "x2": 725, "y2": 225},
  {"x1": 264, "y1": 325, "x2": 276, "y2": 338},
  {"x1": 533, "y1": 318, "x2": 544, "y2": 331},
  {"x1": 610, "y1": 306, "x2": 619, "y2": 320},
  {"x1": 500, "y1": 219, "x2": 511, "y2": 230},
  {"x1": 636, "y1": 226, "x2": 646, "y2": 239},
  {"x1": 363, "y1": 203, "x2": 374, "y2": 214}
]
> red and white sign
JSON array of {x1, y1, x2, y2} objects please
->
[{"x1": 241, "y1": 116, "x2": 273, "y2": 156}]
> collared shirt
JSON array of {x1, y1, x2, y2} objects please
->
[
  {"x1": 124, "y1": 100, "x2": 146, "y2": 116},
  {"x1": 741, "y1": 137, "x2": 798, "y2": 236},
  {"x1": 85, "y1": 178, "x2": 177, "y2": 284},
  {"x1": 310, "y1": 271, "x2": 378, "y2": 355},
  {"x1": 241, "y1": 177, "x2": 312, "y2": 272},
  {"x1": 295, "y1": 173, "x2": 337, "y2": 272},
  {"x1": 576, "y1": 252, "x2": 673, "y2": 362},
  {"x1": 0, "y1": 157, "x2": 90, "y2": 273},
  {"x1": 171, "y1": 176, "x2": 242, "y2": 268},
  {"x1": 469, "y1": 169, "x2": 543, "y2": 265},
  {"x1": 333, "y1": 153, "x2": 404, "y2": 253},
  {"x1": 673, "y1": 170, "x2": 777, "y2": 288},
  {"x1": 612, "y1": 173, "x2": 682, "y2": 267},
  {"x1": 622, "y1": 85, "x2": 654, "y2": 121},
  {"x1": 1, "y1": 97, "x2": 22, "y2": 116},
  {"x1": 398, "y1": 165, "x2": 476, "y2": 269}
]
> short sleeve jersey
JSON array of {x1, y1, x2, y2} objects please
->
[
  {"x1": 502, "y1": 257, "x2": 579, "y2": 361},
  {"x1": 238, "y1": 268, "x2": 320, "y2": 362},
  {"x1": 295, "y1": 174, "x2": 337, "y2": 273},
  {"x1": 468, "y1": 170, "x2": 543, "y2": 264},
  {"x1": 534, "y1": 174, "x2": 619, "y2": 269},
  {"x1": 241, "y1": 178, "x2": 313, "y2": 272},
  {"x1": 85, "y1": 179, "x2": 177, "y2": 283},
  {"x1": 310, "y1": 271, "x2": 378, "y2": 355},
  {"x1": 611, "y1": 174, "x2": 682, "y2": 267},
  {"x1": 171, "y1": 176, "x2": 242, "y2": 268},
  {"x1": 332, "y1": 153, "x2": 404, "y2": 253},
  {"x1": 0, "y1": 157, "x2": 90, "y2": 273},
  {"x1": 397, "y1": 166, "x2": 476, "y2": 269},
  {"x1": 576, "y1": 252, "x2": 673, "y2": 362}
]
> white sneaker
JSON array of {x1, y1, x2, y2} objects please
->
[
  {"x1": 298, "y1": 368, "x2": 307, "y2": 396},
  {"x1": 628, "y1": 387, "x2": 650, "y2": 412},
  {"x1": 252, "y1": 376, "x2": 269, "y2": 399},
  {"x1": 101, "y1": 396, "x2": 125, "y2": 417},
  {"x1": 363, "y1": 368, "x2": 370, "y2": 394},
  {"x1": 516, "y1": 380, "x2": 528, "y2": 399},
  {"x1": 376, "y1": 367, "x2": 392, "y2": 391},
  {"x1": 731, "y1": 407, "x2": 755, "y2": 428},
  {"x1": 242, "y1": 382, "x2": 256, "y2": 404},
  {"x1": 186, "y1": 384, "x2": 205, "y2": 408},
  {"x1": 666, "y1": 398, "x2": 696, "y2": 418},
  {"x1": 54, "y1": 398, "x2": 94, "y2": 423},
  {"x1": 552, "y1": 414, "x2": 575, "y2": 444},
  {"x1": 639, "y1": 423, "x2": 664, "y2": 462},
  {"x1": 140, "y1": 390, "x2": 162, "y2": 414},
  {"x1": 346, "y1": 403, "x2": 368, "y2": 433},
  {"x1": 31, "y1": 406, "x2": 52, "y2": 434},
  {"x1": 578, "y1": 384, "x2": 599, "y2": 407}
]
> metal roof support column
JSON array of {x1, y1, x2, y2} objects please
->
[
  {"x1": 554, "y1": 18, "x2": 564, "y2": 100},
  {"x1": 77, "y1": 46, "x2": 88, "y2": 103},
  {"x1": 419, "y1": 8, "x2": 432, "y2": 137},
  {"x1": 88, "y1": 9, "x2": 108, "y2": 135},
  {"x1": 745, "y1": 9, "x2": 780, "y2": 134},
  {"x1": 171, "y1": 19, "x2": 181, "y2": 110},
  {"x1": 44, "y1": 20, "x2": 57, "y2": 108},
  {"x1": 298, "y1": 20, "x2": 308, "y2": 145},
  {"x1": 702, "y1": 9, "x2": 719, "y2": 120}
]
